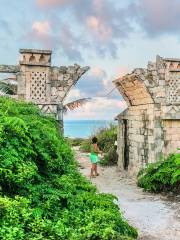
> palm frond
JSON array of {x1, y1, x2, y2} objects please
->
[
  {"x1": 63, "y1": 98, "x2": 91, "y2": 113},
  {"x1": 0, "y1": 79, "x2": 17, "y2": 95},
  {"x1": 0, "y1": 82, "x2": 11, "y2": 95}
]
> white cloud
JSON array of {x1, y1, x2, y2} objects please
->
[
  {"x1": 91, "y1": 67, "x2": 106, "y2": 78},
  {"x1": 64, "y1": 88, "x2": 83, "y2": 104},
  {"x1": 37, "y1": 0, "x2": 70, "y2": 8},
  {"x1": 86, "y1": 15, "x2": 112, "y2": 42},
  {"x1": 32, "y1": 21, "x2": 51, "y2": 35},
  {"x1": 28, "y1": 21, "x2": 52, "y2": 48},
  {"x1": 64, "y1": 97, "x2": 127, "y2": 120},
  {"x1": 114, "y1": 66, "x2": 129, "y2": 78}
]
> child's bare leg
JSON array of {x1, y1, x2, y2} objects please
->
[
  {"x1": 94, "y1": 164, "x2": 99, "y2": 176},
  {"x1": 94, "y1": 164, "x2": 97, "y2": 175},
  {"x1": 90, "y1": 165, "x2": 93, "y2": 177},
  {"x1": 90, "y1": 164, "x2": 95, "y2": 177},
  {"x1": 96, "y1": 164, "x2": 99, "y2": 176}
]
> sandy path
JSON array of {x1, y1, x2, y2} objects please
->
[{"x1": 74, "y1": 148, "x2": 180, "y2": 240}]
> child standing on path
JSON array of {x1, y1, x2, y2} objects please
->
[{"x1": 90, "y1": 136, "x2": 101, "y2": 177}]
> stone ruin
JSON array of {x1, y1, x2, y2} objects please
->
[
  {"x1": 114, "y1": 56, "x2": 180, "y2": 176},
  {"x1": 0, "y1": 49, "x2": 89, "y2": 130}
]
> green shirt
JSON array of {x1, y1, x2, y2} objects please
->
[{"x1": 90, "y1": 144, "x2": 97, "y2": 155}]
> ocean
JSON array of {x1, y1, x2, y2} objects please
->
[{"x1": 64, "y1": 120, "x2": 116, "y2": 138}]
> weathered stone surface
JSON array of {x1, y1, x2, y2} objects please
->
[
  {"x1": 0, "y1": 65, "x2": 20, "y2": 73},
  {"x1": 0, "y1": 49, "x2": 90, "y2": 130},
  {"x1": 20, "y1": 49, "x2": 52, "y2": 54},
  {"x1": 114, "y1": 56, "x2": 180, "y2": 176}
]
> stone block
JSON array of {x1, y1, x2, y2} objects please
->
[{"x1": 59, "y1": 66, "x2": 67, "y2": 73}]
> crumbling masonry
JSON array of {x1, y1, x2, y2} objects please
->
[
  {"x1": 114, "y1": 56, "x2": 180, "y2": 176},
  {"x1": 0, "y1": 49, "x2": 89, "y2": 130}
]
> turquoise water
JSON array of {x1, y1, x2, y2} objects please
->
[{"x1": 64, "y1": 120, "x2": 115, "y2": 138}]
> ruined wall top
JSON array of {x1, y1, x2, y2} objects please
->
[
  {"x1": 0, "y1": 48, "x2": 90, "y2": 112},
  {"x1": 114, "y1": 55, "x2": 180, "y2": 107},
  {"x1": 20, "y1": 49, "x2": 52, "y2": 54},
  {"x1": 19, "y1": 48, "x2": 52, "y2": 66}
]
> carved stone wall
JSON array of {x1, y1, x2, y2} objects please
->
[
  {"x1": 168, "y1": 72, "x2": 180, "y2": 104},
  {"x1": 114, "y1": 56, "x2": 180, "y2": 176},
  {"x1": 31, "y1": 71, "x2": 46, "y2": 101},
  {"x1": 0, "y1": 49, "x2": 89, "y2": 131}
]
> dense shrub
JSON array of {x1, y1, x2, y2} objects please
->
[
  {"x1": 66, "y1": 137, "x2": 84, "y2": 147},
  {"x1": 137, "y1": 153, "x2": 180, "y2": 193},
  {"x1": 0, "y1": 97, "x2": 137, "y2": 240},
  {"x1": 80, "y1": 123, "x2": 118, "y2": 165},
  {"x1": 80, "y1": 138, "x2": 92, "y2": 152},
  {"x1": 100, "y1": 148, "x2": 118, "y2": 166}
]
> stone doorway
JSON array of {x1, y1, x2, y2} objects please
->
[{"x1": 123, "y1": 119, "x2": 129, "y2": 170}]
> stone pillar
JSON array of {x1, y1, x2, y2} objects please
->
[
  {"x1": 16, "y1": 71, "x2": 26, "y2": 99},
  {"x1": 56, "y1": 103, "x2": 64, "y2": 135}
]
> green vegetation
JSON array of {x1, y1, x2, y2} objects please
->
[
  {"x1": 80, "y1": 123, "x2": 118, "y2": 166},
  {"x1": 137, "y1": 153, "x2": 180, "y2": 193},
  {"x1": 0, "y1": 97, "x2": 137, "y2": 240},
  {"x1": 66, "y1": 137, "x2": 84, "y2": 147}
]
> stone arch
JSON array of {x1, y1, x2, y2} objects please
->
[{"x1": 114, "y1": 74, "x2": 154, "y2": 106}]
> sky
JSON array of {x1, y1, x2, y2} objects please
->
[{"x1": 0, "y1": 0, "x2": 180, "y2": 120}]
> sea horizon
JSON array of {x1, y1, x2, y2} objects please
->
[{"x1": 64, "y1": 119, "x2": 116, "y2": 139}]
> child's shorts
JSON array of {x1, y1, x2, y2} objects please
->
[{"x1": 90, "y1": 154, "x2": 99, "y2": 164}]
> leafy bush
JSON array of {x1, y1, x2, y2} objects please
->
[
  {"x1": 80, "y1": 123, "x2": 118, "y2": 165},
  {"x1": 99, "y1": 148, "x2": 118, "y2": 166},
  {"x1": 80, "y1": 138, "x2": 92, "y2": 152},
  {"x1": 137, "y1": 153, "x2": 180, "y2": 193},
  {"x1": 66, "y1": 137, "x2": 84, "y2": 147},
  {"x1": 0, "y1": 97, "x2": 137, "y2": 240}
]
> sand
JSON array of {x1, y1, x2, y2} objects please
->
[{"x1": 74, "y1": 147, "x2": 180, "y2": 240}]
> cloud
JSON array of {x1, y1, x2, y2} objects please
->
[
  {"x1": 86, "y1": 15, "x2": 112, "y2": 42},
  {"x1": 64, "y1": 66, "x2": 121, "y2": 104},
  {"x1": 64, "y1": 97, "x2": 127, "y2": 120},
  {"x1": 114, "y1": 66, "x2": 129, "y2": 78},
  {"x1": 0, "y1": 20, "x2": 12, "y2": 35},
  {"x1": 63, "y1": 67, "x2": 126, "y2": 122},
  {"x1": 75, "y1": 67, "x2": 108, "y2": 97},
  {"x1": 32, "y1": 0, "x2": 180, "y2": 62},
  {"x1": 28, "y1": 21, "x2": 84, "y2": 60},
  {"x1": 36, "y1": 0, "x2": 72, "y2": 8},
  {"x1": 63, "y1": 67, "x2": 109, "y2": 106},
  {"x1": 133, "y1": 0, "x2": 180, "y2": 36},
  {"x1": 83, "y1": 97, "x2": 126, "y2": 113},
  {"x1": 91, "y1": 67, "x2": 107, "y2": 78},
  {"x1": 32, "y1": 21, "x2": 51, "y2": 34},
  {"x1": 28, "y1": 20, "x2": 52, "y2": 48},
  {"x1": 58, "y1": 25, "x2": 84, "y2": 61},
  {"x1": 34, "y1": 0, "x2": 134, "y2": 58},
  {"x1": 64, "y1": 88, "x2": 82, "y2": 104}
]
